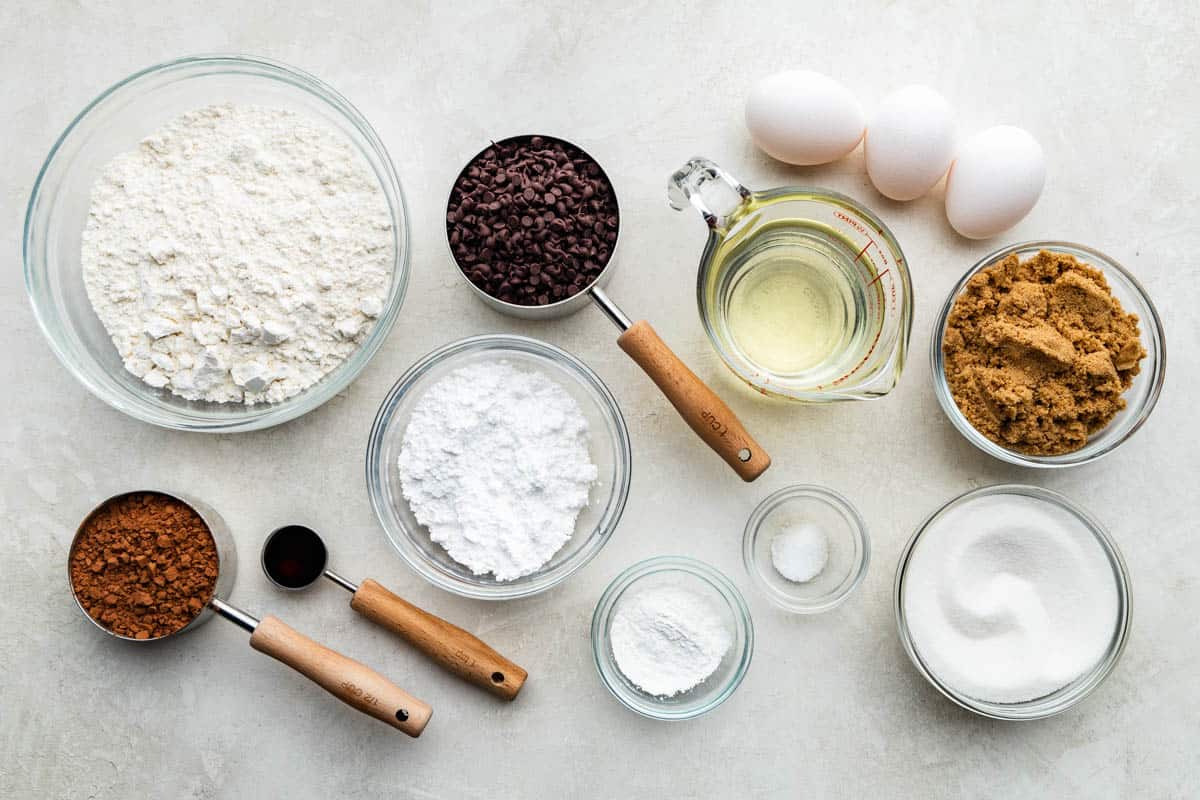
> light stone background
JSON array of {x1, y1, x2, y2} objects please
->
[{"x1": 3, "y1": 1, "x2": 1198, "y2": 797}]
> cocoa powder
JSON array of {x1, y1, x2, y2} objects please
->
[
  {"x1": 69, "y1": 492, "x2": 219, "y2": 639},
  {"x1": 942, "y1": 250, "x2": 1146, "y2": 455}
]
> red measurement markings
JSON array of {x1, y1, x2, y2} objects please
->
[
  {"x1": 854, "y1": 238, "x2": 874, "y2": 263},
  {"x1": 866, "y1": 267, "x2": 891, "y2": 288}
]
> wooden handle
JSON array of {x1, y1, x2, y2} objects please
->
[
  {"x1": 249, "y1": 615, "x2": 432, "y2": 737},
  {"x1": 351, "y1": 579, "x2": 528, "y2": 700},
  {"x1": 618, "y1": 320, "x2": 771, "y2": 481}
]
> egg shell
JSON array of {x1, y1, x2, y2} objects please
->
[
  {"x1": 945, "y1": 126, "x2": 1045, "y2": 239},
  {"x1": 865, "y1": 85, "x2": 956, "y2": 201},
  {"x1": 745, "y1": 70, "x2": 865, "y2": 166}
]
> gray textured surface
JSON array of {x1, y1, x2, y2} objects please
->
[{"x1": 3, "y1": 2, "x2": 1198, "y2": 797}]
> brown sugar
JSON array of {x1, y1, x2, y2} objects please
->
[
  {"x1": 942, "y1": 250, "x2": 1146, "y2": 455},
  {"x1": 69, "y1": 492, "x2": 219, "y2": 639}
]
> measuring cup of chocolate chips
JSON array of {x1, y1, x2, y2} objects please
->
[
  {"x1": 68, "y1": 491, "x2": 432, "y2": 736},
  {"x1": 446, "y1": 134, "x2": 770, "y2": 481}
]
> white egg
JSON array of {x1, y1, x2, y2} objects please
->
[
  {"x1": 745, "y1": 70, "x2": 865, "y2": 166},
  {"x1": 944, "y1": 126, "x2": 1045, "y2": 239},
  {"x1": 865, "y1": 85, "x2": 956, "y2": 201}
]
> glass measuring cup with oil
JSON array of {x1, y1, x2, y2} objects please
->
[{"x1": 669, "y1": 158, "x2": 912, "y2": 401}]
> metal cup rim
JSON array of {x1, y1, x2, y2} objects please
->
[
  {"x1": 260, "y1": 524, "x2": 328, "y2": 591},
  {"x1": 444, "y1": 132, "x2": 621, "y2": 318},
  {"x1": 67, "y1": 489, "x2": 234, "y2": 643}
]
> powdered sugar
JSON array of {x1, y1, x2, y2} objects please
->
[
  {"x1": 610, "y1": 585, "x2": 732, "y2": 697},
  {"x1": 81, "y1": 103, "x2": 393, "y2": 404},
  {"x1": 397, "y1": 361, "x2": 598, "y2": 582}
]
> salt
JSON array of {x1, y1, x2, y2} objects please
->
[{"x1": 770, "y1": 522, "x2": 828, "y2": 583}]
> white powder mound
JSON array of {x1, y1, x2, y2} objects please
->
[
  {"x1": 81, "y1": 103, "x2": 393, "y2": 404},
  {"x1": 397, "y1": 361, "x2": 599, "y2": 582},
  {"x1": 770, "y1": 522, "x2": 829, "y2": 583},
  {"x1": 610, "y1": 585, "x2": 733, "y2": 697}
]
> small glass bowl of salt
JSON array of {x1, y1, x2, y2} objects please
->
[{"x1": 742, "y1": 485, "x2": 870, "y2": 614}]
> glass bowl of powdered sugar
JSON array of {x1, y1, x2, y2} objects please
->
[
  {"x1": 24, "y1": 54, "x2": 408, "y2": 431},
  {"x1": 591, "y1": 556, "x2": 754, "y2": 720},
  {"x1": 367, "y1": 334, "x2": 632, "y2": 600}
]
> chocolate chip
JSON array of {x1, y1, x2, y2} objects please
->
[{"x1": 447, "y1": 136, "x2": 619, "y2": 307}]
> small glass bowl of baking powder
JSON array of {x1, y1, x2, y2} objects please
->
[
  {"x1": 367, "y1": 334, "x2": 632, "y2": 600},
  {"x1": 591, "y1": 556, "x2": 754, "y2": 720},
  {"x1": 742, "y1": 484, "x2": 870, "y2": 614},
  {"x1": 23, "y1": 54, "x2": 409, "y2": 431},
  {"x1": 931, "y1": 241, "x2": 1165, "y2": 467}
]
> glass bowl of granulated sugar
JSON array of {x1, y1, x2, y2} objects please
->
[
  {"x1": 366, "y1": 334, "x2": 632, "y2": 600},
  {"x1": 24, "y1": 55, "x2": 409, "y2": 431},
  {"x1": 591, "y1": 556, "x2": 754, "y2": 720}
]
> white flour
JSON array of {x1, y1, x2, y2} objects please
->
[
  {"x1": 610, "y1": 585, "x2": 732, "y2": 697},
  {"x1": 397, "y1": 361, "x2": 598, "y2": 581},
  {"x1": 81, "y1": 104, "x2": 393, "y2": 404}
]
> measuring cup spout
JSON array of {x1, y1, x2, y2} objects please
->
[{"x1": 668, "y1": 158, "x2": 750, "y2": 230}]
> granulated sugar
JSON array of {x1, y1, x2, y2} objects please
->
[{"x1": 901, "y1": 492, "x2": 1120, "y2": 703}]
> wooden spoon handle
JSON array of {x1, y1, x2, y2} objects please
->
[
  {"x1": 249, "y1": 615, "x2": 432, "y2": 737},
  {"x1": 617, "y1": 319, "x2": 771, "y2": 481},
  {"x1": 350, "y1": 579, "x2": 528, "y2": 701}
]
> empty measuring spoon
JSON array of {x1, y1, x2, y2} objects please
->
[{"x1": 262, "y1": 525, "x2": 528, "y2": 700}]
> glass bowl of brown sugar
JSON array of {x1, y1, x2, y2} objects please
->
[{"x1": 931, "y1": 241, "x2": 1165, "y2": 468}]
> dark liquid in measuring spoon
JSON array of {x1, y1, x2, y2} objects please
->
[{"x1": 262, "y1": 525, "x2": 327, "y2": 588}]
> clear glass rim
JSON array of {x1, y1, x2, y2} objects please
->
[
  {"x1": 590, "y1": 555, "x2": 754, "y2": 720},
  {"x1": 930, "y1": 240, "x2": 1166, "y2": 467},
  {"x1": 741, "y1": 484, "x2": 871, "y2": 614},
  {"x1": 893, "y1": 483, "x2": 1133, "y2": 720},
  {"x1": 695, "y1": 184, "x2": 914, "y2": 402},
  {"x1": 22, "y1": 53, "x2": 411, "y2": 432},
  {"x1": 365, "y1": 334, "x2": 632, "y2": 600}
]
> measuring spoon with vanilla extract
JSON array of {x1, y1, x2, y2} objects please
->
[{"x1": 262, "y1": 525, "x2": 528, "y2": 700}]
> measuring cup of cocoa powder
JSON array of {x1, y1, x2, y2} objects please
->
[
  {"x1": 446, "y1": 135, "x2": 770, "y2": 481},
  {"x1": 68, "y1": 491, "x2": 432, "y2": 736}
]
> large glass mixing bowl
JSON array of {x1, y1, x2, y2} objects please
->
[{"x1": 23, "y1": 54, "x2": 410, "y2": 431}]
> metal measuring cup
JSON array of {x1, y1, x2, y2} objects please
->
[
  {"x1": 68, "y1": 490, "x2": 432, "y2": 737},
  {"x1": 447, "y1": 134, "x2": 771, "y2": 482}
]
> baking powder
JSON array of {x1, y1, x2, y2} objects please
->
[
  {"x1": 81, "y1": 104, "x2": 392, "y2": 404},
  {"x1": 397, "y1": 361, "x2": 598, "y2": 581},
  {"x1": 610, "y1": 585, "x2": 732, "y2": 697}
]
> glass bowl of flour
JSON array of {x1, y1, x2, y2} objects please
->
[
  {"x1": 366, "y1": 334, "x2": 632, "y2": 600},
  {"x1": 591, "y1": 557, "x2": 754, "y2": 720},
  {"x1": 24, "y1": 55, "x2": 409, "y2": 431}
]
